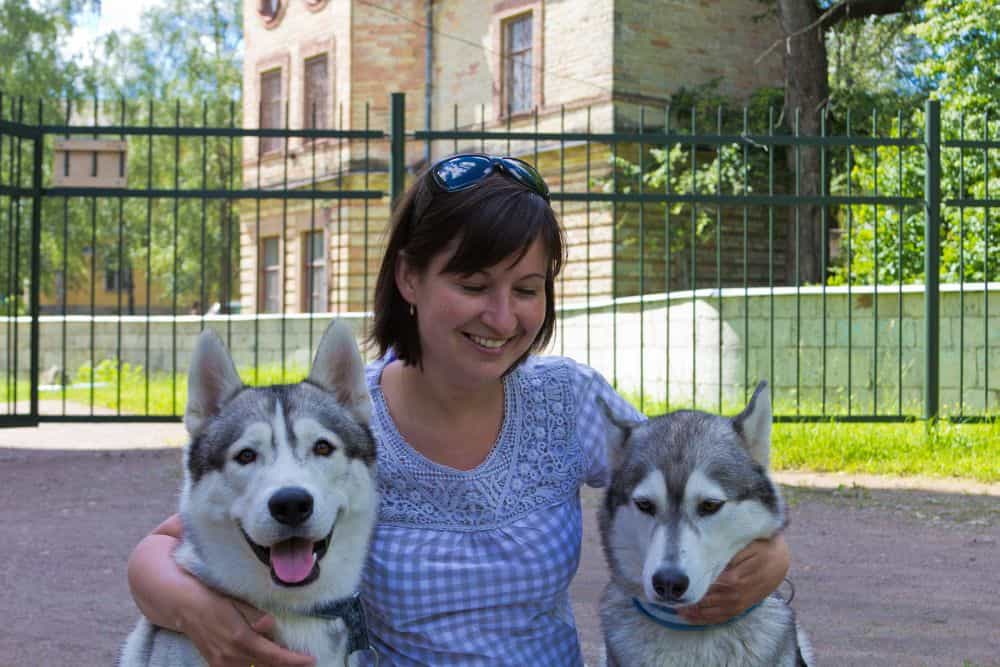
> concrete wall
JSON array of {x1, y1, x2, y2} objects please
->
[
  {"x1": 4, "y1": 284, "x2": 999, "y2": 416},
  {"x1": 550, "y1": 283, "x2": 1000, "y2": 414}
]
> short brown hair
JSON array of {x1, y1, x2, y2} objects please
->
[{"x1": 369, "y1": 164, "x2": 564, "y2": 370}]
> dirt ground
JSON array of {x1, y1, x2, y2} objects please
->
[{"x1": 0, "y1": 422, "x2": 998, "y2": 666}]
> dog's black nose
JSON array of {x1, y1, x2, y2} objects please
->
[
  {"x1": 269, "y1": 487, "x2": 314, "y2": 526},
  {"x1": 652, "y1": 567, "x2": 689, "y2": 601}
]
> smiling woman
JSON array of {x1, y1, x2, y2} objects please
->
[{"x1": 126, "y1": 153, "x2": 791, "y2": 666}]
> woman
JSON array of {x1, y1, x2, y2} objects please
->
[{"x1": 127, "y1": 154, "x2": 790, "y2": 665}]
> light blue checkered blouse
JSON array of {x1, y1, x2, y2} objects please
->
[{"x1": 360, "y1": 353, "x2": 643, "y2": 666}]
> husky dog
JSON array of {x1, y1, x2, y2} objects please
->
[
  {"x1": 599, "y1": 382, "x2": 813, "y2": 667},
  {"x1": 119, "y1": 320, "x2": 378, "y2": 667}
]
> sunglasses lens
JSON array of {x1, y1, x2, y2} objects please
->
[
  {"x1": 501, "y1": 158, "x2": 549, "y2": 200},
  {"x1": 430, "y1": 154, "x2": 550, "y2": 201},
  {"x1": 433, "y1": 155, "x2": 494, "y2": 192}
]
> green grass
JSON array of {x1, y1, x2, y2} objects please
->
[
  {"x1": 619, "y1": 390, "x2": 1000, "y2": 484},
  {"x1": 4, "y1": 369, "x2": 999, "y2": 483}
]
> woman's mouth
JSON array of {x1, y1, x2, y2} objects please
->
[{"x1": 465, "y1": 333, "x2": 513, "y2": 350}]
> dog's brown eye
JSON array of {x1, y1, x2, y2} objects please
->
[
  {"x1": 634, "y1": 498, "x2": 656, "y2": 515},
  {"x1": 698, "y1": 499, "x2": 725, "y2": 516},
  {"x1": 313, "y1": 439, "x2": 336, "y2": 457},
  {"x1": 234, "y1": 448, "x2": 257, "y2": 465}
]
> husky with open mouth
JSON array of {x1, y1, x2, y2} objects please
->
[
  {"x1": 599, "y1": 382, "x2": 814, "y2": 667},
  {"x1": 119, "y1": 320, "x2": 377, "y2": 666}
]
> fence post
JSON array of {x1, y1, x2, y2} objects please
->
[
  {"x1": 389, "y1": 92, "x2": 406, "y2": 211},
  {"x1": 924, "y1": 99, "x2": 941, "y2": 422},
  {"x1": 28, "y1": 102, "x2": 43, "y2": 423}
]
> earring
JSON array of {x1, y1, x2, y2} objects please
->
[{"x1": 409, "y1": 303, "x2": 415, "y2": 317}]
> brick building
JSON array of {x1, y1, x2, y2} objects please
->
[{"x1": 240, "y1": 0, "x2": 784, "y2": 314}]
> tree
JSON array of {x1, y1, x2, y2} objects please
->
[
  {"x1": 84, "y1": 0, "x2": 243, "y2": 312},
  {"x1": 774, "y1": 0, "x2": 914, "y2": 284}
]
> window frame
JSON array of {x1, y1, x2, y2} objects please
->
[
  {"x1": 493, "y1": 2, "x2": 544, "y2": 121},
  {"x1": 301, "y1": 228, "x2": 328, "y2": 313},
  {"x1": 259, "y1": 235, "x2": 283, "y2": 314}
]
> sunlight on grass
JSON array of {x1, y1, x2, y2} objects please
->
[
  {"x1": 5, "y1": 368, "x2": 998, "y2": 482},
  {"x1": 618, "y1": 389, "x2": 1000, "y2": 483}
]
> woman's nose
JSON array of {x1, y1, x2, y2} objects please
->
[{"x1": 482, "y1": 292, "x2": 517, "y2": 333}]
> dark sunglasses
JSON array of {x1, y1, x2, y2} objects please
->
[{"x1": 430, "y1": 153, "x2": 550, "y2": 202}]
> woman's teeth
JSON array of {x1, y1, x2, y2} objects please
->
[{"x1": 468, "y1": 334, "x2": 508, "y2": 349}]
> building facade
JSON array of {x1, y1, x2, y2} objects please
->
[{"x1": 240, "y1": 0, "x2": 784, "y2": 314}]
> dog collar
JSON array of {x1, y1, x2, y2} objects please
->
[
  {"x1": 310, "y1": 592, "x2": 379, "y2": 663},
  {"x1": 632, "y1": 597, "x2": 761, "y2": 632}
]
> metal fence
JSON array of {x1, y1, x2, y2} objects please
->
[{"x1": 1, "y1": 94, "x2": 997, "y2": 425}]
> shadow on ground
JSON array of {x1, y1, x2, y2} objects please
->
[{"x1": 1, "y1": 445, "x2": 997, "y2": 666}]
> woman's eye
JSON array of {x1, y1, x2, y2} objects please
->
[
  {"x1": 313, "y1": 439, "x2": 336, "y2": 457},
  {"x1": 697, "y1": 499, "x2": 725, "y2": 516},
  {"x1": 233, "y1": 448, "x2": 257, "y2": 465},
  {"x1": 634, "y1": 498, "x2": 656, "y2": 515},
  {"x1": 515, "y1": 287, "x2": 539, "y2": 297}
]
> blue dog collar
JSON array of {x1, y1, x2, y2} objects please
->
[{"x1": 632, "y1": 597, "x2": 761, "y2": 632}]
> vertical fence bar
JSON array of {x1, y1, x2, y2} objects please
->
[
  {"x1": 638, "y1": 107, "x2": 646, "y2": 411},
  {"x1": 846, "y1": 110, "x2": 853, "y2": 416},
  {"x1": 690, "y1": 107, "x2": 697, "y2": 407},
  {"x1": 897, "y1": 111, "x2": 905, "y2": 415},
  {"x1": 924, "y1": 100, "x2": 941, "y2": 422},
  {"x1": 958, "y1": 113, "x2": 966, "y2": 415},
  {"x1": 715, "y1": 106, "x2": 722, "y2": 412},
  {"x1": 389, "y1": 93, "x2": 406, "y2": 211},
  {"x1": 742, "y1": 107, "x2": 750, "y2": 403},
  {"x1": 821, "y1": 108, "x2": 828, "y2": 415},
  {"x1": 29, "y1": 101, "x2": 42, "y2": 422},
  {"x1": 794, "y1": 108, "x2": 801, "y2": 415},
  {"x1": 664, "y1": 106, "x2": 671, "y2": 409},
  {"x1": 984, "y1": 110, "x2": 991, "y2": 415},
  {"x1": 872, "y1": 109, "x2": 879, "y2": 414}
]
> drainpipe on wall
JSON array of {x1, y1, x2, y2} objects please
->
[{"x1": 425, "y1": 0, "x2": 433, "y2": 165}]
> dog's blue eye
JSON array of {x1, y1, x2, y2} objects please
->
[
  {"x1": 633, "y1": 498, "x2": 656, "y2": 515},
  {"x1": 697, "y1": 499, "x2": 725, "y2": 516},
  {"x1": 313, "y1": 439, "x2": 336, "y2": 457},
  {"x1": 234, "y1": 448, "x2": 257, "y2": 465}
]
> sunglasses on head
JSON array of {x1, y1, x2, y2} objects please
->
[{"x1": 430, "y1": 153, "x2": 551, "y2": 202}]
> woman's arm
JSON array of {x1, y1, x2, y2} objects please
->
[
  {"x1": 127, "y1": 514, "x2": 316, "y2": 667},
  {"x1": 677, "y1": 533, "x2": 791, "y2": 625}
]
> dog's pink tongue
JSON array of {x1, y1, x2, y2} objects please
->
[{"x1": 270, "y1": 538, "x2": 315, "y2": 584}]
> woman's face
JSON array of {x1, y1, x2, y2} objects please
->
[{"x1": 396, "y1": 236, "x2": 549, "y2": 389}]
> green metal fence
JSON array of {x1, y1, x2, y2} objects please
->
[{"x1": 1, "y1": 94, "x2": 997, "y2": 425}]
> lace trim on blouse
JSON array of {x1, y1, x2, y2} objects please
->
[{"x1": 369, "y1": 358, "x2": 582, "y2": 532}]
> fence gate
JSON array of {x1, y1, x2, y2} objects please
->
[{"x1": 0, "y1": 105, "x2": 42, "y2": 426}]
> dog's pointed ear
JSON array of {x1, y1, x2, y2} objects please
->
[
  {"x1": 308, "y1": 319, "x2": 372, "y2": 425},
  {"x1": 185, "y1": 329, "x2": 244, "y2": 436},
  {"x1": 732, "y1": 380, "x2": 772, "y2": 468},
  {"x1": 598, "y1": 395, "x2": 642, "y2": 470}
]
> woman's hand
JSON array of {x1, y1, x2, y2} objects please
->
[
  {"x1": 179, "y1": 595, "x2": 316, "y2": 667},
  {"x1": 128, "y1": 514, "x2": 315, "y2": 667},
  {"x1": 677, "y1": 533, "x2": 790, "y2": 625}
]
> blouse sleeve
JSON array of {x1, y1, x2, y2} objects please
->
[{"x1": 568, "y1": 360, "x2": 646, "y2": 488}]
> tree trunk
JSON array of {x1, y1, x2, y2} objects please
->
[{"x1": 777, "y1": 0, "x2": 830, "y2": 285}]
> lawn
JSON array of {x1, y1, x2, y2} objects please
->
[{"x1": 3, "y1": 366, "x2": 998, "y2": 483}]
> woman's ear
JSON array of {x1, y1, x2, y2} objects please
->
[{"x1": 394, "y1": 251, "x2": 418, "y2": 305}]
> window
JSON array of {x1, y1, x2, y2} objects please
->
[
  {"x1": 504, "y1": 13, "x2": 533, "y2": 115},
  {"x1": 258, "y1": 0, "x2": 281, "y2": 21},
  {"x1": 302, "y1": 230, "x2": 327, "y2": 313},
  {"x1": 304, "y1": 55, "x2": 330, "y2": 131},
  {"x1": 104, "y1": 265, "x2": 133, "y2": 293},
  {"x1": 260, "y1": 68, "x2": 282, "y2": 154},
  {"x1": 260, "y1": 237, "x2": 281, "y2": 313}
]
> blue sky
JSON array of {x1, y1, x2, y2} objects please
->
[{"x1": 60, "y1": 0, "x2": 166, "y2": 62}]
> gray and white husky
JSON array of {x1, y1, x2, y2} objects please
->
[
  {"x1": 119, "y1": 320, "x2": 378, "y2": 667},
  {"x1": 599, "y1": 381, "x2": 814, "y2": 667}
]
